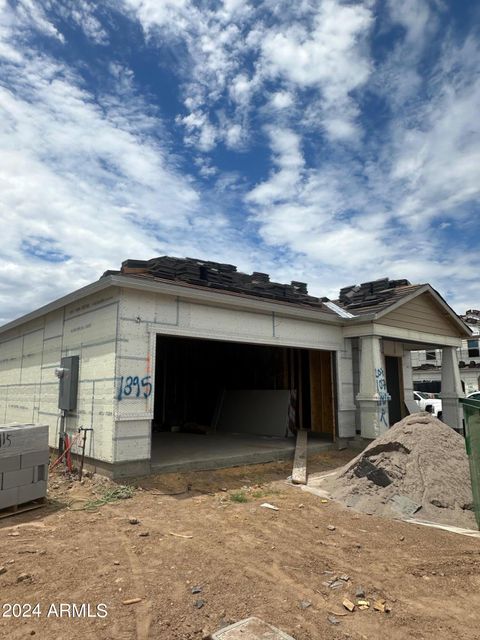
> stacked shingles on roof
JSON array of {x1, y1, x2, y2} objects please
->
[
  {"x1": 336, "y1": 278, "x2": 422, "y2": 316},
  {"x1": 463, "y1": 310, "x2": 480, "y2": 325},
  {"x1": 104, "y1": 256, "x2": 331, "y2": 310}
]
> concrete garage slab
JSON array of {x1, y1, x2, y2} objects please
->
[{"x1": 150, "y1": 432, "x2": 332, "y2": 473}]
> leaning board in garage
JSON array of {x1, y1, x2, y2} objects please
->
[{"x1": 292, "y1": 429, "x2": 308, "y2": 485}]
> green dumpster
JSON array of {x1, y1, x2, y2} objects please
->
[{"x1": 460, "y1": 397, "x2": 480, "y2": 529}]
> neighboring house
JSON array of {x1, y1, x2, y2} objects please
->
[
  {"x1": 0, "y1": 259, "x2": 470, "y2": 477},
  {"x1": 412, "y1": 309, "x2": 479, "y2": 395}
]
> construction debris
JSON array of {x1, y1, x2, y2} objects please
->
[
  {"x1": 16, "y1": 573, "x2": 31, "y2": 583},
  {"x1": 260, "y1": 503, "x2": 279, "y2": 511},
  {"x1": 306, "y1": 413, "x2": 476, "y2": 528},
  {"x1": 322, "y1": 577, "x2": 345, "y2": 590},
  {"x1": 342, "y1": 598, "x2": 355, "y2": 612},
  {"x1": 373, "y1": 600, "x2": 387, "y2": 612},
  {"x1": 389, "y1": 494, "x2": 421, "y2": 518},
  {"x1": 122, "y1": 598, "x2": 142, "y2": 605}
]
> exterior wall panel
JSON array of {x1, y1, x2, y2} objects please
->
[{"x1": 0, "y1": 291, "x2": 119, "y2": 463}]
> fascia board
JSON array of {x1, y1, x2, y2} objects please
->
[{"x1": 343, "y1": 321, "x2": 462, "y2": 347}]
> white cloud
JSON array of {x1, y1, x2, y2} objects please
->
[
  {"x1": 121, "y1": 0, "x2": 373, "y2": 147},
  {"x1": 260, "y1": 2, "x2": 372, "y2": 90},
  {"x1": 178, "y1": 110, "x2": 218, "y2": 151},
  {"x1": 1, "y1": 0, "x2": 479, "y2": 323},
  {"x1": 56, "y1": 1, "x2": 110, "y2": 45},
  {"x1": 269, "y1": 91, "x2": 294, "y2": 110},
  {"x1": 259, "y1": 0, "x2": 373, "y2": 139},
  {"x1": 225, "y1": 123, "x2": 243, "y2": 149},
  {"x1": 0, "y1": 3, "x2": 242, "y2": 323},
  {"x1": 244, "y1": 29, "x2": 480, "y2": 311},
  {"x1": 124, "y1": 0, "x2": 190, "y2": 31},
  {"x1": 388, "y1": 49, "x2": 480, "y2": 228},
  {"x1": 387, "y1": 0, "x2": 435, "y2": 51},
  {"x1": 247, "y1": 127, "x2": 304, "y2": 205},
  {"x1": 16, "y1": 0, "x2": 65, "y2": 42},
  {"x1": 229, "y1": 73, "x2": 253, "y2": 106}
]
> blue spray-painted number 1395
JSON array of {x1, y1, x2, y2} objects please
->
[{"x1": 117, "y1": 375, "x2": 152, "y2": 400}]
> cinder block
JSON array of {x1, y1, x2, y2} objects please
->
[
  {"x1": 2, "y1": 467, "x2": 34, "y2": 490},
  {"x1": 18, "y1": 481, "x2": 46, "y2": 504},
  {"x1": 0, "y1": 424, "x2": 49, "y2": 458},
  {"x1": 21, "y1": 450, "x2": 50, "y2": 469},
  {"x1": 33, "y1": 465, "x2": 47, "y2": 483},
  {"x1": 0, "y1": 455, "x2": 21, "y2": 473},
  {"x1": 0, "y1": 487, "x2": 19, "y2": 510}
]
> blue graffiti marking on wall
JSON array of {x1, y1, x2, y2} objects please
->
[
  {"x1": 375, "y1": 367, "x2": 389, "y2": 427},
  {"x1": 117, "y1": 375, "x2": 152, "y2": 401}
]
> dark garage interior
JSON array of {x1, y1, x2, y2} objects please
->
[{"x1": 150, "y1": 335, "x2": 336, "y2": 471}]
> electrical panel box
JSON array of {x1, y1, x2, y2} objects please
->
[{"x1": 58, "y1": 356, "x2": 79, "y2": 411}]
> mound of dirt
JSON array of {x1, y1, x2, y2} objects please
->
[{"x1": 317, "y1": 412, "x2": 476, "y2": 528}]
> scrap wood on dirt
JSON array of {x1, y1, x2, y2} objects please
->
[{"x1": 305, "y1": 412, "x2": 476, "y2": 529}]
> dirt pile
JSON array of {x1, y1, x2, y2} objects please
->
[{"x1": 316, "y1": 412, "x2": 476, "y2": 528}]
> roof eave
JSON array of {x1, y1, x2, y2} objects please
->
[
  {"x1": 0, "y1": 277, "x2": 116, "y2": 336},
  {"x1": 342, "y1": 312, "x2": 377, "y2": 323},
  {"x1": 0, "y1": 274, "x2": 344, "y2": 337}
]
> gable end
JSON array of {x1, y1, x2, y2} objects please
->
[{"x1": 376, "y1": 291, "x2": 465, "y2": 338}]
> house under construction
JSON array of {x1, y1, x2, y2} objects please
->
[{"x1": 0, "y1": 257, "x2": 470, "y2": 477}]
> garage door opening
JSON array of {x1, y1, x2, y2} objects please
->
[{"x1": 150, "y1": 335, "x2": 336, "y2": 472}]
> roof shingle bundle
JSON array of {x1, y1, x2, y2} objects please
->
[
  {"x1": 337, "y1": 278, "x2": 418, "y2": 315},
  {"x1": 103, "y1": 256, "x2": 328, "y2": 309}
]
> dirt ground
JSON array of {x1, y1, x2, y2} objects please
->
[{"x1": 0, "y1": 450, "x2": 479, "y2": 640}]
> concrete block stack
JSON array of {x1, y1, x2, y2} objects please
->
[{"x1": 0, "y1": 423, "x2": 49, "y2": 510}]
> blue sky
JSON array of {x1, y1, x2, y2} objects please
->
[{"x1": 0, "y1": 0, "x2": 479, "y2": 323}]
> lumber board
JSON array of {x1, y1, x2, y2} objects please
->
[
  {"x1": 0, "y1": 498, "x2": 46, "y2": 520},
  {"x1": 292, "y1": 429, "x2": 308, "y2": 485}
]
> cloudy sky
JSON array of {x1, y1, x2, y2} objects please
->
[{"x1": 0, "y1": 0, "x2": 479, "y2": 323}]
